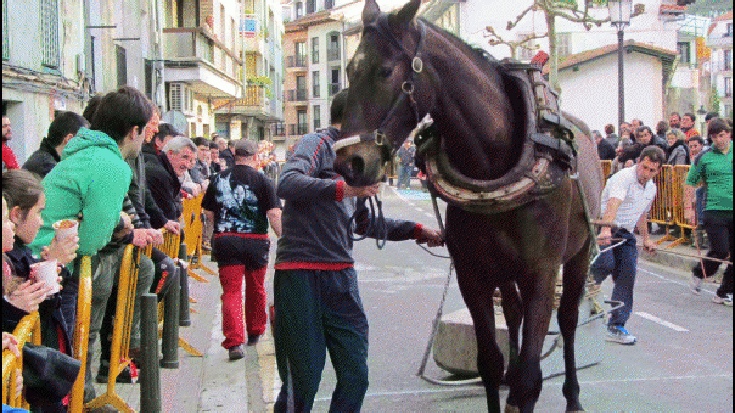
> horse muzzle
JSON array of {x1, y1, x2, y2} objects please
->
[{"x1": 333, "y1": 131, "x2": 392, "y2": 186}]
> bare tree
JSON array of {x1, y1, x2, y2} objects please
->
[{"x1": 486, "y1": 1, "x2": 643, "y2": 93}]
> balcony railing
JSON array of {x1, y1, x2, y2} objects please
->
[
  {"x1": 286, "y1": 55, "x2": 307, "y2": 68},
  {"x1": 288, "y1": 123, "x2": 309, "y2": 135},
  {"x1": 287, "y1": 89, "x2": 308, "y2": 101},
  {"x1": 163, "y1": 28, "x2": 240, "y2": 81},
  {"x1": 327, "y1": 48, "x2": 340, "y2": 61}
]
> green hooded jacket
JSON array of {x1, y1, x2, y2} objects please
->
[{"x1": 30, "y1": 128, "x2": 132, "y2": 257}]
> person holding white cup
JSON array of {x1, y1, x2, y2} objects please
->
[{"x1": 3, "y1": 169, "x2": 76, "y2": 360}]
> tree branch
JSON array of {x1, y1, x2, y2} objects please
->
[{"x1": 506, "y1": 3, "x2": 537, "y2": 31}]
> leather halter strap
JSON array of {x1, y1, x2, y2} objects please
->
[{"x1": 362, "y1": 18, "x2": 428, "y2": 131}]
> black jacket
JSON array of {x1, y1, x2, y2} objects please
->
[
  {"x1": 3, "y1": 238, "x2": 73, "y2": 354},
  {"x1": 23, "y1": 139, "x2": 61, "y2": 178},
  {"x1": 144, "y1": 143, "x2": 183, "y2": 227},
  {"x1": 597, "y1": 139, "x2": 616, "y2": 161}
]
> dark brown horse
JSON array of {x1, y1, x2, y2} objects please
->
[{"x1": 336, "y1": 0, "x2": 603, "y2": 411}]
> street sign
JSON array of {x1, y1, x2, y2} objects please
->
[{"x1": 241, "y1": 15, "x2": 258, "y2": 39}]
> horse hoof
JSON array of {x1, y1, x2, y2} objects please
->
[{"x1": 504, "y1": 405, "x2": 520, "y2": 413}]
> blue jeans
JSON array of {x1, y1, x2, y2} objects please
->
[
  {"x1": 273, "y1": 268, "x2": 369, "y2": 412},
  {"x1": 397, "y1": 164, "x2": 412, "y2": 189},
  {"x1": 591, "y1": 229, "x2": 638, "y2": 327}
]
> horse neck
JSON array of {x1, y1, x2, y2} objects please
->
[{"x1": 423, "y1": 27, "x2": 518, "y2": 180}]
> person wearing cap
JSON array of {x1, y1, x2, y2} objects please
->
[
  {"x1": 272, "y1": 90, "x2": 444, "y2": 412},
  {"x1": 202, "y1": 139, "x2": 282, "y2": 360}
]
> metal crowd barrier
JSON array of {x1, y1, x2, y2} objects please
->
[
  {"x1": 69, "y1": 255, "x2": 93, "y2": 412},
  {"x1": 601, "y1": 162, "x2": 694, "y2": 248},
  {"x1": 2, "y1": 312, "x2": 41, "y2": 408},
  {"x1": 182, "y1": 194, "x2": 215, "y2": 283},
  {"x1": 86, "y1": 245, "x2": 140, "y2": 412}
]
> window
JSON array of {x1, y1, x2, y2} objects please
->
[
  {"x1": 725, "y1": 49, "x2": 732, "y2": 71},
  {"x1": 296, "y1": 2, "x2": 303, "y2": 19},
  {"x1": 40, "y1": 0, "x2": 59, "y2": 68},
  {"x1": 2, "y1": 0, "x2": 8, "y2": 60},
  {"x1": 311, "y1": 37, "x2": 319, "y2": 64},
  {"x1": 517, "y1": 33, "x2": 537, "y2": 61},
  {"x1": 306, "y1": 0, "x2": 315, "y2": 14},
  {"x1": 556, "y1": 33, "x2": 571, "y2": 58},
  {"x1": 297, "y1": 110, "x2": 308, "y2": 134},
  {"x1": 725, "y1": 23, "x2": 733, "y2": 38},
  {"x1": 296, "y1": 75, "x2": 306, "y2": 100},
  {"x1": 220, "y1": 5, "x2": 226, "y2": 44},
  {"x1": 313, "y1": 105, "x2": 320, "y2": 130},
  {"x1": 725, "y1": 77, "x2": 732, "y2": 98},
  {"x1": 295, "y1": 41, "x2": 307, "y2": 66},
  {"x1": 145, "y1": 59, "x2": 153, "y2": 99},
  {"x1": 328, "y1": 33, "x2": 340, "y2": 61},
  {"x1": 312, "y1": 71, "x2": 320, "y2": 98},
  {"x1": 325, "y1": 0, "x2": 334, "y2": 10},
  {"x1": 231, "y1": 17, "x2": 236, "y2": 50},
  {"x1": 677, "y1": 42, "x2": 691, "y2": 64},
  {"x1": 116, "y1": 45, "x2": 127, "y2": 87},
  {"x1": 330, "y1": 68, "x2": 340, "y2": 95}
]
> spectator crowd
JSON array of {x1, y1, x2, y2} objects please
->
[{"x1": 1, "y1": 84, "x2": 731, "y2": 411}]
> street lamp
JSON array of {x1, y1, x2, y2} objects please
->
[{"x1": 609, "y1": 0, "x2": 632, "y2": 129}]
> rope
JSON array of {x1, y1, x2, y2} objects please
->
[{"x1": 348, "y1": 196, "x2": 388, "y2": 250}]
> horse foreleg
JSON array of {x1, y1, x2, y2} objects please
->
[
  {"x1": 558, "y1": 241, "x2": 592, "y2": 412},
  {"x1": 466, "y1": 296, "x2": 504, "y2": 413}
]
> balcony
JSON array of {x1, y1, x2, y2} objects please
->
[
  {"x1": 212, "y1": 85, "x2": 281, "y2": 122},
  {"x1": 288, "y1": 123, "x2": 309, "y2": 136},
  {"x1": 707, "y1": 35, "x2": 734, "y2": 50},
  {"x1": 327, "y1": 48, "x2": 340, "y2": 61},
  {"x1": 163, "y1": 27, "x2": 242, "y2": 98},
  {"x1": 286, "y1": 89, "x2": 308, "y2": 102},
  {"x1": 286, "y1": 55, "x2": 307, "y2": 70}
]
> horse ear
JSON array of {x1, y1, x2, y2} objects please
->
[
  {"x1": 362, "y1": 0, "x2": 381, "y2": 25},
  {"x1": 396, "y1": 0, "x2": 421, "y2": 26}
]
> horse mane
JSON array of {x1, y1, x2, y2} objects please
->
[{"x1": 417, "y1": 18, "x2": 505, "y2": 76}]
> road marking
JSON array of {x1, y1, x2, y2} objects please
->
[
  {"x1": 638, "y1": 267, "x2": 717, "y2": 295},
  {"x1": 634, "y1": 311, "x2": 689, "y2": 332},
  {"x1": 312, "y1": 374, "x2": 733, "y2": 402}
]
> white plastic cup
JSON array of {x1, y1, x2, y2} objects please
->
[
  {"x1": 31, "y1": 260, "x2": 60, "y2": 294},
  {"x1": 52, "y1": 219, "x2": 79, "y2": 241}
]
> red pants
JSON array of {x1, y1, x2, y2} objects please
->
[{"x1": 219, "y1": 264, "x2": 267, "y2": 349}]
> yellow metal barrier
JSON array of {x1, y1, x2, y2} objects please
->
[
  {"x1": 648, "y1": 165, "x2": 677, "y2": 245},
  {"x1": 182, "y1": 195, "x2": 213, "y2": 283},
  {"x1": 86, "y1": 245, "x2": 140, "y2": 412},
  {"x1": 69, "y1": 256, "x2": 92, "y2": 412},
  {"x1": 668, "y1": 165, "x2": 694, "y2": 247},
  {"x1": 2, "y1": 312, "x2": 41, "y2": 409},
  {"x1": 600, "y1": 160, "x2": 612, "y2": 182}
]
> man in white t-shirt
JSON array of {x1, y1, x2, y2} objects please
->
[{"x1": 592, "y1": 145, "x2": 665, "y2": 345}]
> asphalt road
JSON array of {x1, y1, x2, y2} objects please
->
[{"x1": 271, "y1": 185, "x2": 733, "y2": 413}]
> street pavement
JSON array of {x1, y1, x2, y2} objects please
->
[{"x1": 93, "y1": 181, "x2": 732, "y2": 412}]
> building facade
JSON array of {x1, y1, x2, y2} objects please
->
[
  {"x1": 707, "y1": 11, "x2": 733, "y2": 119},
  {"x1": 3, "y1": 0, "x2": 87, "y2": 164}
]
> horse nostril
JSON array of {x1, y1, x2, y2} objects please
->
[{"x1": 350, "y1": 156, "x2": 365, "y2": 175}]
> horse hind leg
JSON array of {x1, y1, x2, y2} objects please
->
[
  {"x1": 558, "y1": 240, "x2": 592, "y2": 412},
  {"x1": 498, "y1": 282, "x2": 522, "y2": 409}
]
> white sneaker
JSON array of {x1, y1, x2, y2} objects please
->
[
  {"x1": 606, "y1": 325, "x2": 636, "y2": 345},
  {"x1": 714, "y1": 294, "x2": 734, "y2": 306},
  {"x1": 690, "y1": 275, "x2": 702, "y2": 295}
]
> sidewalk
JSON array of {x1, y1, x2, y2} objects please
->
[{"x1": 87, "y1": 252, "x2": 277, "y2": 412}]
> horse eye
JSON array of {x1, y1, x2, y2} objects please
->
[{"x1": 377, "y1": 67, "x2": 393, "y2": 78}]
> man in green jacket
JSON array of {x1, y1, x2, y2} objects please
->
[{"x1": 28, "y1": 86, "x2": 152, "y2": 400}]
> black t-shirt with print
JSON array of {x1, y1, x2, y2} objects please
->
[{"x1": 201, "y1": 165, "x2": 281, "y2": 235}]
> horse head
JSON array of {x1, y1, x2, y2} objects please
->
[{"x1": 335, "y1": 0, "x2": 435, "y2": 186}]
